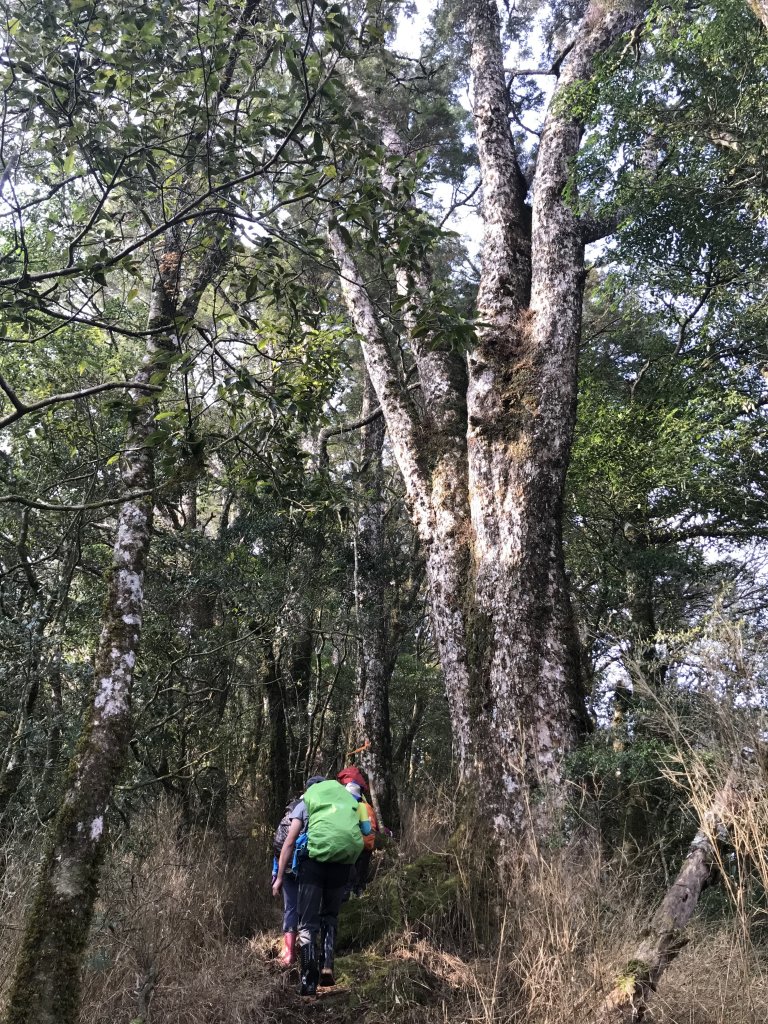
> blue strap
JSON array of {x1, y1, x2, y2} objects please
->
[{"x1": 292, "y1": 830, "x2": 309, "y2": 872}]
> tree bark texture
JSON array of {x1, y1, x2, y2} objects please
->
[
  {"x1": 747, "y1": 0, "x2": 768, "y2": 30},
  {"x1": 5, "y1": 226, "x2": 231, "y2": 1023},
  {"x1": 330, "y1": 0, "x2": 644, "y2": 834},
  {"x1": 597, "y1": 768, "x2": 741, "y2": 1022},
  {"x1": 353, "y1": 372, "x2": 398, "y2": 829},
  {"x1": 5, "y1": 245, "x2": 180, "y2": 1024}
]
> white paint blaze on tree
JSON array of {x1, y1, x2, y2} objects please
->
[{"x1": 330, "y1": 0, "x2": 648, "y2": 834}]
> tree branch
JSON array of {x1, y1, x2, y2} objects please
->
[
  {"x1": 0, "y1": 377, "x2": 162, "y2": 430},
  {"x1": 0, "y1": 489, "x2": 159, "y2": 513},
  {"x1": 580, "y1": 208, "x2": 626, "y2": 244},
  {"x1": 318, "y1": 405, "x2": 384, "y2": 468}
]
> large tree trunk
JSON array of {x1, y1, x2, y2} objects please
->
[
  {"x1": 329, "y1": 0, "x2": 641, "y2": 835},
  {"x1": 353, "y1": 372, "x2": 398, "y2": 829}
]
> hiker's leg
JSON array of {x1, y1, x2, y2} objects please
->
[
  {"x1": 279, "y1": 874, "x2": 299, "y2": 966},
  {"x1": 319, "y1": 862, "x2": 352, "y2": 986},
  {"x1": 297, "y1": 858, "x2": 323, "y2": 995},
  {"x1": 355, "y1": 849, "x2": 372, "y2": 894},
  {"x1": 283, "y1": 873, "x2": 299, "y2": 933}
]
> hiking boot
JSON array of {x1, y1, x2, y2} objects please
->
[
  {"x1": 319, "y1": 923, "x2": 336, "y2": 987},
  {"x1": 299, "y1": 940, "x2": 319, "y2": 997}
]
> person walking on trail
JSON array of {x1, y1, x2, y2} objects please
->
[
  {"x1": 272, "y1": 775, "x2": 371, "y2": 996},
  {"x1": 337, "y1": 765, "x2": 378, "y2": 896},
  {"x1": 271, "y1": 795, "x2": 302, "y2": 967}
]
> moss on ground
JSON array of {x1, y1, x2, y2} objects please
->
[
  {"x1": 335, "y1": 949, "x2": 439, "y2": 1011},
  {"x1": 337, "y1": 852, "x2": 460, "y2": 950}
]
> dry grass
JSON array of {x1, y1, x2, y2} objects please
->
[
  {"x1": 0, "y1": 824, "x2": 36, "y2": 1009},
  {"x1": 78, "y1": 802, "x2": 282, "y2": 1024},
  {"x1": 4, "y1": 754, "x2": 768, "y2": 1023}
]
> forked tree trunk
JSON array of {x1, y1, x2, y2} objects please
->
[
  {"x1": 330, "y1": 0, "x2": 645, "y2": 834},
  {"x1": 353, "y1": 373, "x2": 398, "y2": 829}
]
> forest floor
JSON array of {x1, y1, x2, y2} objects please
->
[{"x1": 5, "y1": 805, "x2": 768, "y2": 1024}]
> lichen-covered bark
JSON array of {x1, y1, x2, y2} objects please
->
[
  {"x1": 329, "y1": 227, "x2": 432, "y2": 542},
  {"x1": 457, "y1": 0, "x2": 640, "y2": 827},
  {"x1": 353, "y1": 373, "x2": 397, "y2": 828},
  {"x1": 331, "y1": 0, "x2": 646, "y2": 836},
  {"x1": 5, "y1": 217, "x2": 235, "y2": 1019},
  {"x1": 747, "y1": 0, "x2": 768, "y2": 30},
  {"x1": 4, "y1": 246, "x2": 181, "y2": 1024}
]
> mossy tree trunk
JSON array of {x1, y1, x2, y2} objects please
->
[
  {"x1": 329, "y1": 0, "x2": 646, "y2": 836},
  {"x1": 5, "y1": 230, "x2": 231, "y2": 1024}
]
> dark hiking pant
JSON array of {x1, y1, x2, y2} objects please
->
[
  {"x1": 343, "y1": 848, "x2": 373, "y2": 899},
  {"x1": 297, "y1": 857, "x2": 351, "y2": 948},
  {"x1": 282, "y1": 872, "x2": 298, "y2": 932}
]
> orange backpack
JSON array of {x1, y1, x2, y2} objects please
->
[{"x1": 362, "y1": 798, "x2": 378, "y2": 851}]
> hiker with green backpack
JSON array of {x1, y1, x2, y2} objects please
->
[{"x1": 272, "y1": 775, "x2": 371, "y2": 996}]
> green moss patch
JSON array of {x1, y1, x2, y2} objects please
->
[
  {"x1": 336, "y1": 950, "x2": 440, "y2": 1011},
  {"x1": 337, "y1": 853, "x2": 459, "y2": 950}
]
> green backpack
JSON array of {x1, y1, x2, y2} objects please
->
[{"x1": 303, "y1": 779, "x2": 364, "y2": 864}]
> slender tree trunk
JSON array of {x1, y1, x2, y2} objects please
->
[
  {"x1": 0, "y1": 515, "x2": 46, "y2": 817},
  {"x1": 39, "y1": 647, "x2": 63, "y2": 805},
  {"x1": 5, "y1": 220, "x2": 232, "y2": 1021},
  {"x1": 625, "y1": 562, "x2": 667, "y2": 693},
  {"x1": 395, "y1": 691, "x2": 426, "y2": 788},
  {"x1": 263, "y1": 640, "x2": 291, "y2": 822},
  {"x1": 353, "y1": 373, "x2": 398, "y2": 828},
  {"x1": 5, "y1": 245, "x2": 180, "y2": 1024}
]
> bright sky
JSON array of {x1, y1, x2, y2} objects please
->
[{"x1": 393, "y1": 1, "x2": 437, "y2": 56}]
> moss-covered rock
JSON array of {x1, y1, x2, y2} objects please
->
[{"x1": 337, "y1": 853, "x2": 460, "y2": 951}]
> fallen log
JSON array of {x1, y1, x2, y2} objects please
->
[{"x1": 597, "y1": 763, "x2": 742, "y2": 1022}]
